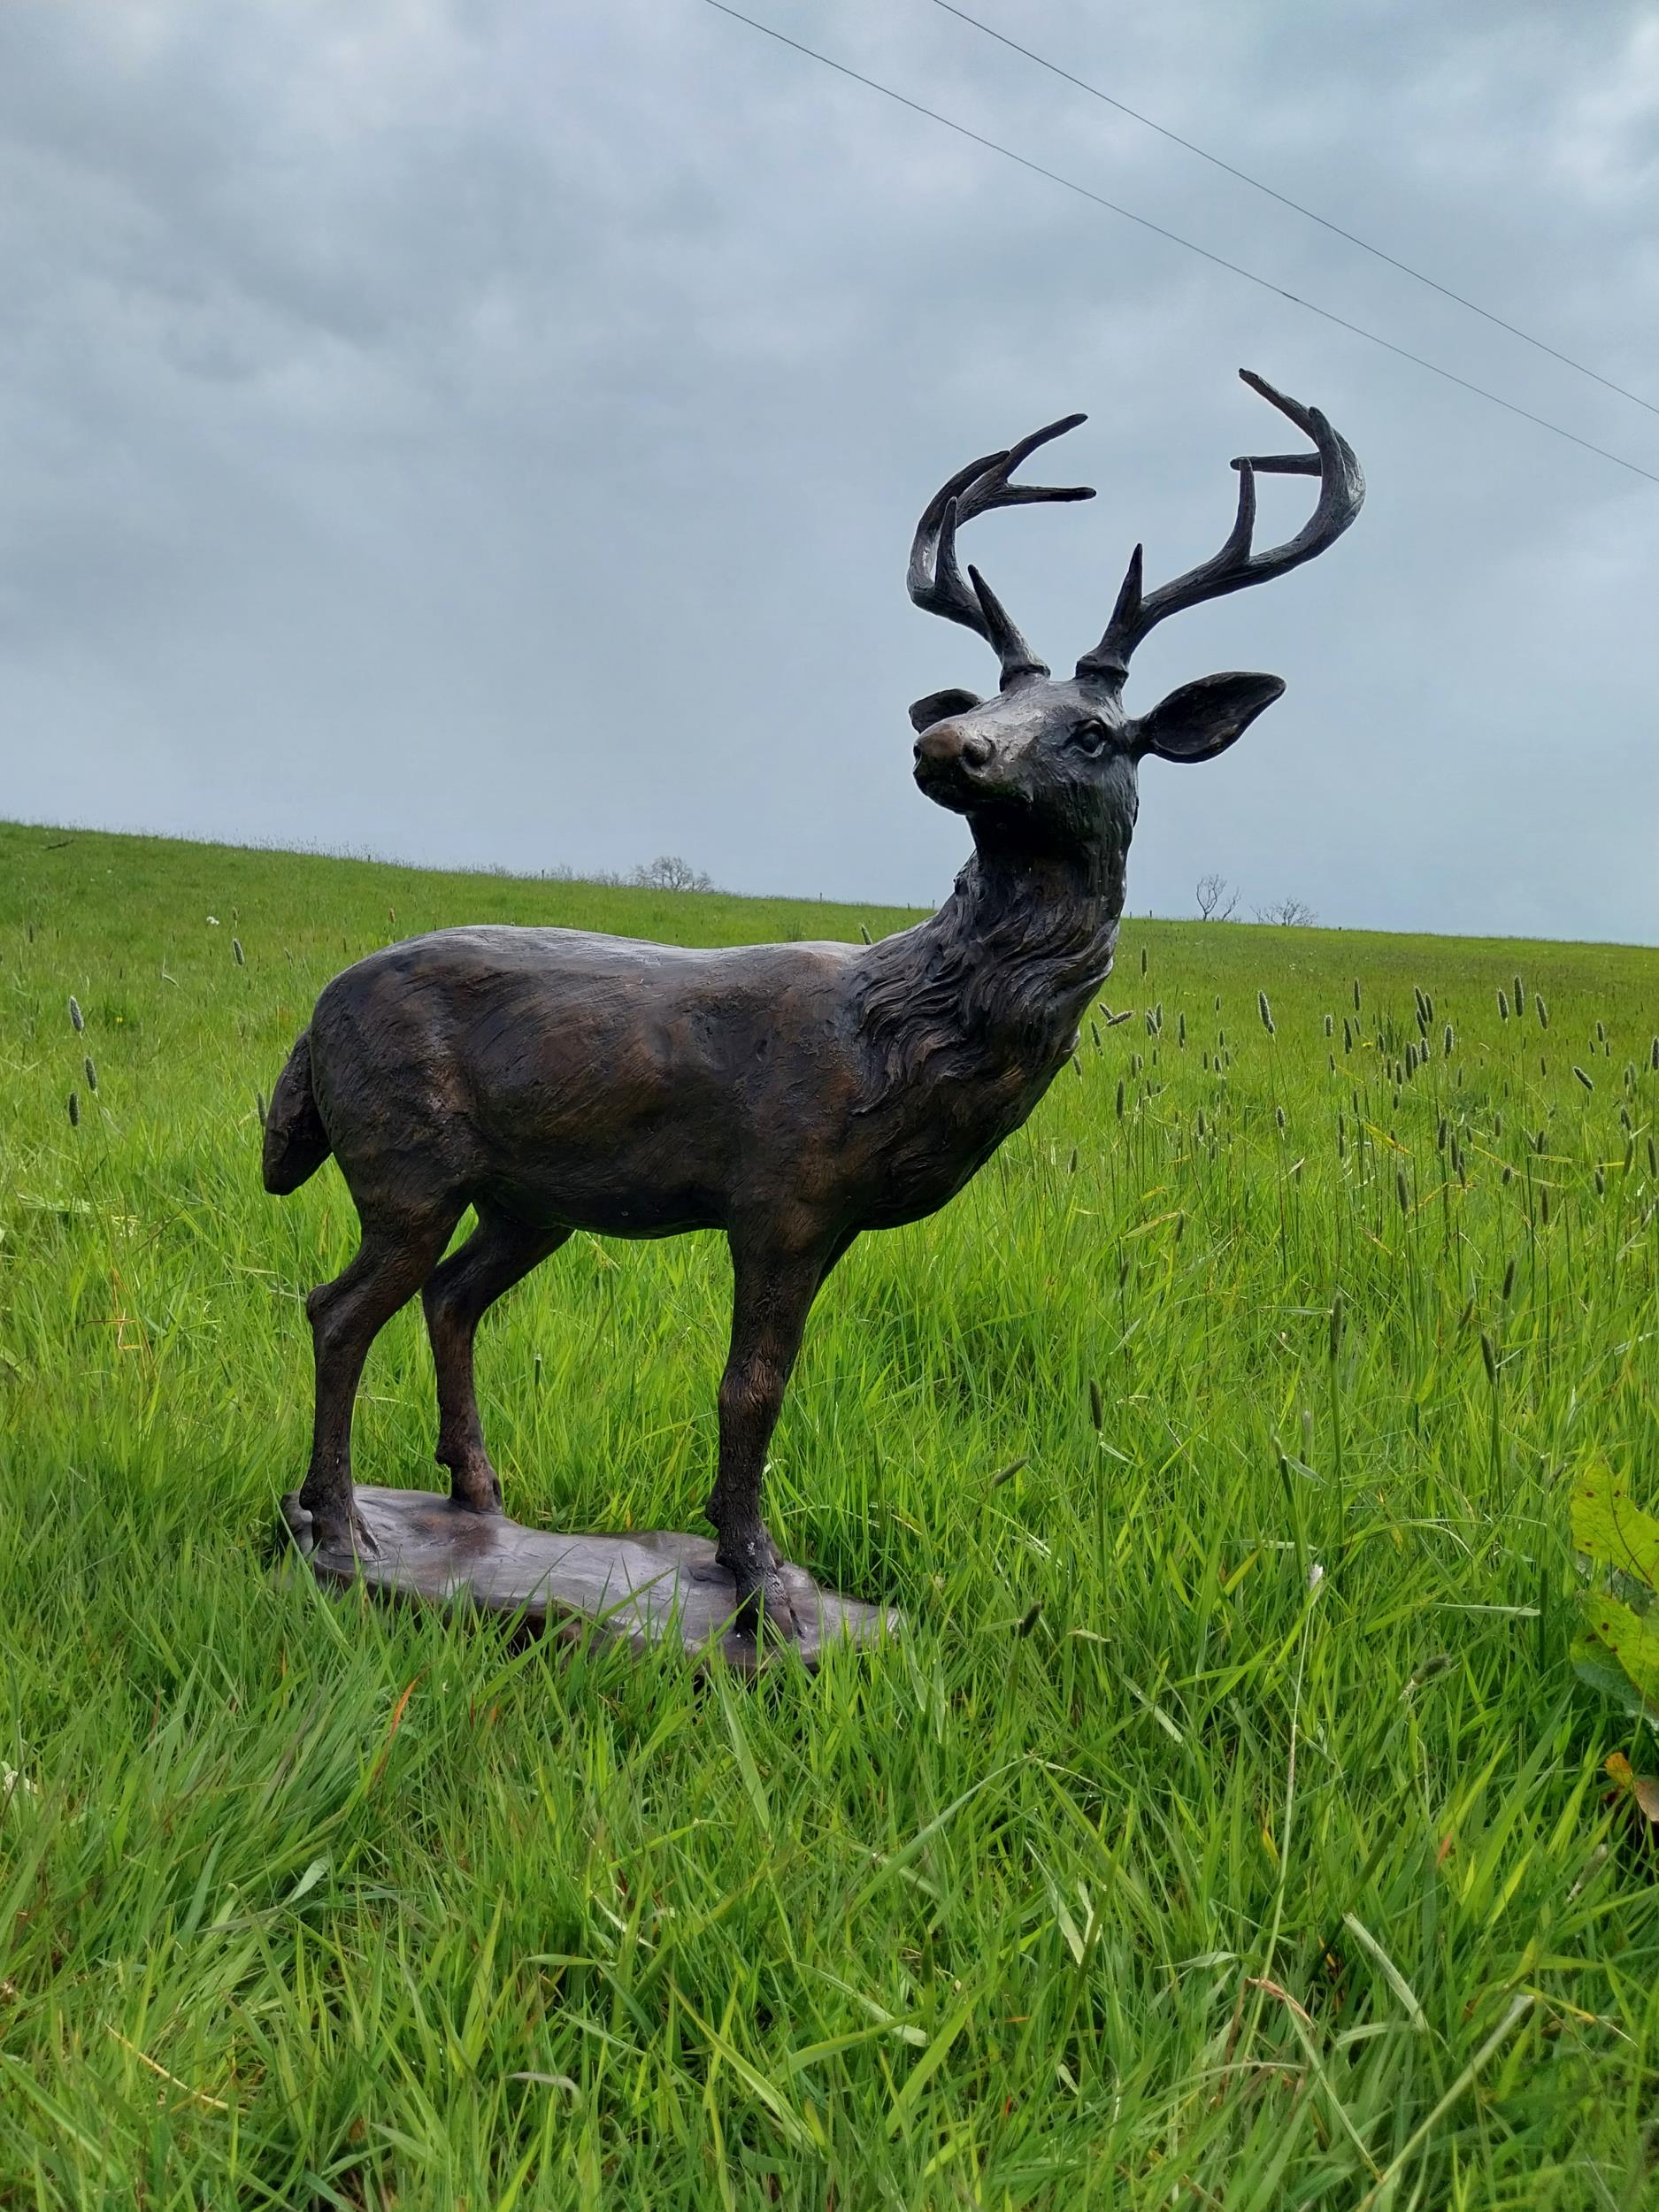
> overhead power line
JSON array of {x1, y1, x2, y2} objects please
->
[
  {"x1": 931, "y1": 0, "x2": 1658, "y2": 419},
  {"x1": 701, "y1": 1, "x2": 1659, "y2": 488}
]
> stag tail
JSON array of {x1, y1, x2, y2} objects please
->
[{"x1": 262, "y1": 1031, "x2": 334, "y2": 1195}]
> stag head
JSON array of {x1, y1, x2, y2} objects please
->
[{"x1": 908, "y1": 371, "x2": 1363, "y2": 855}]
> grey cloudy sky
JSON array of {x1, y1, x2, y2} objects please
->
[{"x1": 2, "y1": 0, "x2": 1655, "y2": 941}]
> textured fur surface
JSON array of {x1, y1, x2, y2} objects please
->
[{"x1": 854, "y1": 849, "x2": 1122, "y2": 1104}]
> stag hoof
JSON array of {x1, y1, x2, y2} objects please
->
[
  {"x1": 443, "y1": 1455, "x2": 504, "y2": 1515},
  {"x1": 732, "y1": 1570, "x2": 802, "y2": 1645},
  {"x1": 303, "y1": 1502, "x2": 380, "y2": 1564}
]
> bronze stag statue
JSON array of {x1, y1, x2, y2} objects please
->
[{"x1": 265, "y1": 369, "x2": 1363, "y2": 1640}]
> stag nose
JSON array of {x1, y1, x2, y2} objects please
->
[{"x1": 914, "y1": 723, "x2": 994, "y2": 771}]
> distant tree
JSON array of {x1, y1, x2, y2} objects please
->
[
  {"x1": 1255, "y1": 895, "x2": 1317, "y2": 927},
  {"x1": 631, "y1": 855, "x2": 715, "y2": 894},
  {"x1": 1194, "y1": 872, "x2": 1239, "y2": 921}
]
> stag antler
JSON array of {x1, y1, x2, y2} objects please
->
[
  {"x1": 908, "y1": 416, "x2": 1094, "y2": 689},
  {"x1": 1076, "y1": 371, "x2": 1364, "y2": 684}
]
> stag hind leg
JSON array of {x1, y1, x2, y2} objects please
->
[
  {"x1": 422, "y1": 1209, "x2": 571, "y2": 1512},
  {"x1": 297, "y1": 1200, "x2": 463, "y2": 1557},
  {"x1": 708, "y1": 1230, "x2": 844, "y2": 1640}
]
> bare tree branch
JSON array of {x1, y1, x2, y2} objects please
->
[
  {"x1": 1254, "y1": 895, "x2": 1317, "y2": 927},
  {"x1": 630, "y1": 855, "x2": 715, "y2": 894},
  {"x1": 1195, "y1": 872, "x2": 1239, "y2": 921}
]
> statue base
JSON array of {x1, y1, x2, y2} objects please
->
[{"x1": 276, "y1": 1484, "x2": 898, "y2": 1675}]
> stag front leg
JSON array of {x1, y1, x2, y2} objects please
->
[{"x1": 709, "y1": 1233, "x2": 831, "y2": 1640}]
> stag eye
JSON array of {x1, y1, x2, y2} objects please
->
[{"x1": 1068, "y1": 718, "x2": 1109, "y2": 757}]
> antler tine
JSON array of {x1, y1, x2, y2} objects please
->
[
  {"x1": 1077, "y1": 370, "x2": 1364, "y2": 682},
  {"x1": 966, "y1": 565, "x2": 1040, "y2": 681},
  {"x1": 952, "y1": 412, "x2": 1093, "y2": 525},
  {"x1": 909, "y1": 415, "x2": 1094, "y2": 688}
]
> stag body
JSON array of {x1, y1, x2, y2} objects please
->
[{"x1": 266, "y1": 371, "x2": 1362, "y2": 1636}]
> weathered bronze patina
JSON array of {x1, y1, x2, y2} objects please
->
[{"x1": 265, "y1": 369, "x2": 1363, "y2": 1641}]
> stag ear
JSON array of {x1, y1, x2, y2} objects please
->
[
  {"x1": 1130, "y1": 672, "x2": 1285, "y2": 763},
  {"x1": 909, "y1": 687, "x2": 983, "y2": 734}
]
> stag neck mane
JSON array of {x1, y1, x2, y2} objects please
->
[{"x1": 853, "y1": 832, "x2": 1125, "y2": 1103}]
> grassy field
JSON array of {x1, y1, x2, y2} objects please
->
[{"x1": 2, "y1": 818, "x2": 1657, "y2": 2209}]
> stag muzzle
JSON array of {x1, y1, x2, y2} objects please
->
[{"x1": 913, "y1": 720, "x2": 995, "y2": 803}]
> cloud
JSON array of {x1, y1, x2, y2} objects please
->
[{"x1": 0, "y1": 0, "x2": 1654, "y2": 941}]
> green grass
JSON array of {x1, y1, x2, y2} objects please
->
[{"x1": 3, "y1": 817, "x2": 1657, "y2": 2209}]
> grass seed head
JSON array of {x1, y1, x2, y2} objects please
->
[
  {"x1": 83, "y1": 1056, "x2": 96, "y2": 1093},
  {"x1": 67, "y1": 1089, "x2": 79, "y2": 1127},
  {"x1": 1498, "y1": 989, "x2": 1509, "y2": 1019},
  {"x1": 233, "y1": 938, "x2": 245, "y2": 966},
  {"x1": 1573, "y1": 1065, "x2": 1594, "y2": 1091},
  {"x1": 1257, "y1": 990, "x2": 1274, "y2": 1034},
  {"x1": 68, "y1": 994, "x2": 83, "y2": 1033}
]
